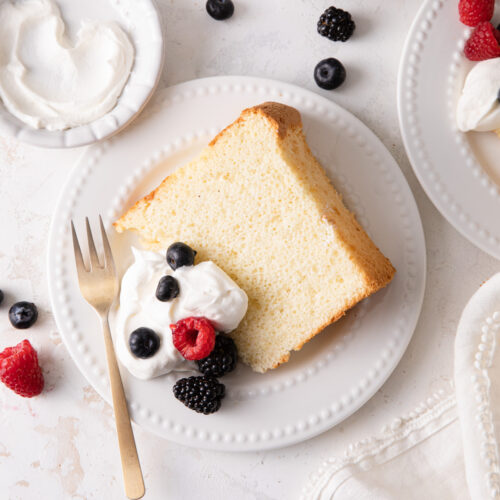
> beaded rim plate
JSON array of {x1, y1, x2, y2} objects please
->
[
  {"x1": 398, "y1": 0, "x2": 500, "y2": 259},
  {"x1": 0, "y1": 0, "x2": 163, "y2": 148},
  {"x1": 47, "y1": 76, "x2": 426, "y2": 451}
]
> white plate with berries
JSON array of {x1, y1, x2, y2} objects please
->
[
  {"x1": 48, "y1": 76, "x2": 425, "y2": 451},
  {"x1": 398, "y1": 0, "x2": 500, "y2": 259}
]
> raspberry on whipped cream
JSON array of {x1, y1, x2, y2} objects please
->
[{"x1": 456, "y1": 57, "x2": 500, "y2": 132}]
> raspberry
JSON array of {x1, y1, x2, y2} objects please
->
[
  {"x1": 171, "y1": 317, "x2": 216, "y2": 361},
  {"x1": 464, "y1": 22, "x2": 500, "y2": 60},
  {"x1": 0, "y1": 340, "x2": 44, "y2": 397},
  {"x1": 459, "y1": 0, "x2": 494, "y2": 27}
]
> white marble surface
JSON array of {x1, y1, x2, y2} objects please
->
[{"x1": 0, "y1": 0, "x2": 496, "y2": 498}]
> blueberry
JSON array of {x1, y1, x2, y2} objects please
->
[
  {"x1": 0, "y1": 290, "x2": 3, "y2": 306},
  {"x1": 314, "y1": 58, "x2": 346, "y2": 90},
  {"x1": 9, "y1": 301, "x2": 38, "y2": 329},
  {"x1": 156, "y1": 275, "x2": 180, "y2": 302},
  {"x1": 166, "y1": 242, "x2": 196, "y2": 270},
  {"x1": 129, "y1": 327, "x2": 160, "y2": 359},
  {"x1": 206, "y1": 0, "x2": 234, "y2": 20}
]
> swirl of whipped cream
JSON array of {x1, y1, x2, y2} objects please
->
[
  {"x1": 112, "y1": 248, "x2": 248, "y2": 380},
  {"x1": 457, "y1": 58, "x2": 500, "y2": 132},
  {"x1": 0, "y1": 0, "x2": 134, "y2": 131}
]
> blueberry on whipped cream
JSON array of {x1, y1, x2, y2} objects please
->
[
  {"x1": 155, "y1": 275, "x2": 180, "y2": 302},
  {"x1": 166, "y1": 242, "x2": 196, "y2": 270},
  {"x1": 457, "y1": 58, "x2": 500, "y2": 132},
  {"x1": 111, "y1": 247, "x2": 248, "y2": 380},
  {"x1": 129, "y1": 327, "x2": 160, "y2": 359}
]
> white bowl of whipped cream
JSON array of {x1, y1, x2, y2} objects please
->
[{"x1": 0, "y1": 0, "x2": 163, "y2": 148}]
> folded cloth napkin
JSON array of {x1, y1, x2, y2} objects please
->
[{"x1": 302, "y1": 273, "x2": 500, "y2": 500}]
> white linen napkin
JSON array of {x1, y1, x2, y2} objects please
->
[{"x1": 302, "y1": 273, "x2": 500, "y2": 500}]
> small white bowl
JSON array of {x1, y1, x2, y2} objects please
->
[{"x1": 0, "y1": 0, "x2": 164, "y2": 148}]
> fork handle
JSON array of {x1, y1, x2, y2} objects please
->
[{"x1": 101, "y1": 316, "x2": 145, "y2": 500}]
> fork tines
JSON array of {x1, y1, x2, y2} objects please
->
[{"x1": 71, "y1": 215, "x2": 116, "y2": 276}]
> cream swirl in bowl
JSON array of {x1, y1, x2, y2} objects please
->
[
  {"x1": 0, "y1": 0, "x2": 134, "y2": 131},
  {"x1": 457, "y1": 58, "x2": 500, "y2": 133},
  {"x1": 112, "y1": 248, "x2": 248, "y2": 380}
]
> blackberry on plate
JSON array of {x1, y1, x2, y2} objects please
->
[
  {"x1": 197, "y1": 334, "x2": 238, "y2": 377},
  {"x1": 156, "y1": 275, "x2": 180, "y2": 302},
  {"x1": 173, "y1": 375, "x2": 225, "y2": 414},
  {"x1": 314, "y1": 58, "x2": 346, "y2": 90},
  {"x1": 129, "y1": 327, "x2": 160, "y2": 358},
  {"x1": 206, "y1": 0, "x2": 234, "y2": 21},
  {"x1": 9, "y1": 301, "x2": 38, "y2": 329},
  {"x1": 166, "y1": 242, "x2": 196, "y2": 270},
  {"x1": 317, "y1": 6, "x2": 355, "y2": 42},
  {"x1": 0, "y1": 289, "x2": 3, "y2": 305}
]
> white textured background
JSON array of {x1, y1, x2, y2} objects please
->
[{"x1": 0, "y1": 0, "x2": 496, "y2": 499}]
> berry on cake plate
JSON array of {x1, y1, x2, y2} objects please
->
[
  {"x1": 129, "y1": 327, "x2": 161, "y2": 359},
  {"x1": 464, "y1": 21, "x2": 500, "y2": 61},
  {"x1": 173, "y1": 375, "x2": 225, "y2": 415},
  {"x1": 171, "y1": 316, "x2": 216, "y2": 361},
  {"x1": 155, "y1": 275, "x2": 180, "y2": 302},
  {"x1": 459, "y1": 0, "x2": 494, "y2": 27},
  {"x1": 197, "y1": 334, "x2": 238, "y2": 377}
]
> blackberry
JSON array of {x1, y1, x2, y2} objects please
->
[
  {"x1": 197, "y1": 334, "x2": 237, "y2": 377},
  {"x1": 314, "y1": 58, "x2": 346, "y2": 90},
  {"x1": 0, "y1": 289, "x2": 3, "y2": 306},
  {"x1": 173, "y1": 375, "x2": 225, "y2": 414},
  {"x1": 317, "y1": 7, "x2": 355, "y2": 42}
]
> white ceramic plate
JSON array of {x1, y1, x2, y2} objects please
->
[
  {"x1": 0, "y1": 0, "x2": 163, "y2": 148},
  {"x1": 398, "y1": 0, "x2": 500, "y2": 259},
  {"x1": 47, "y1": 76, "x2": 426, "y2": 451}
]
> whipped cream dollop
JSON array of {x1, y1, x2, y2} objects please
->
[
  {"x1": 113, "y1": 248, "x2": 248, "y2": 380},
  {"x1": 0, "y1": 0, "x2": 134, "y2": 131},
  {"x1": 456, "y1": 58, "x2": 500, "y2": 132}
]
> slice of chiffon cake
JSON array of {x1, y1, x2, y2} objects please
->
[{"x1": 115, "y1": 102, "x2": 395, "y2": 373}]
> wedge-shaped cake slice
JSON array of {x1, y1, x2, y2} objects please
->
[{"x1": 115, "y1": 102, "x2": 395, "y2": 373}]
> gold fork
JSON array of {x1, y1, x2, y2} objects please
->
[{"x1": 71, "y1": 216, "x2": 145, "y2": 500}]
